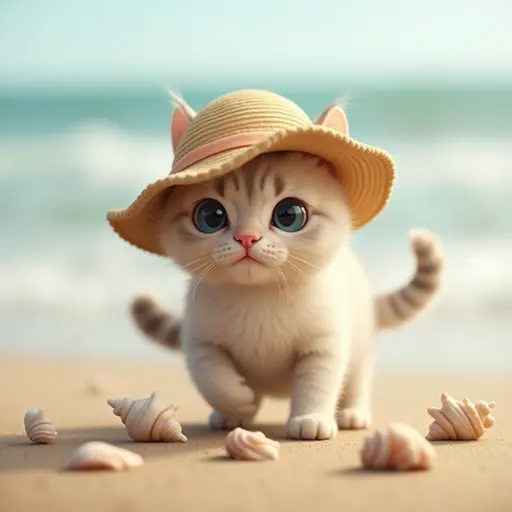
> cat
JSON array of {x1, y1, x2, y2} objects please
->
[{"x1": 130, "y1": 150, "x2": 444, "y2": 440}]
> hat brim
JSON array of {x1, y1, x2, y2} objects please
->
[{"x1": 107, "y1": 125, "x2": 395, "y2": 256}]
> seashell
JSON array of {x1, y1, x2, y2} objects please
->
[
  {"x1": 24, "y1": 408, "x2": 57, "y2": 444},
  {"x1": 67, "y1": 442, "x2": 143, "y2": 471},
  {"x1": 361, "y1": 423, "x2": 436, "y2": 471},
  {"x1": 426, "y1": 392, "x2": 496, "y2": 441},
  {"x1": 107, "y1": 392, "x2": 187, "y2": 442},
  {"x1": 225, "y1": 427, "x2": 280, "y2": 461}
]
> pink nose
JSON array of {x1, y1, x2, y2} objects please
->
[{"x1": 234, "y1": 232, "x2": 261, "y2": 249}]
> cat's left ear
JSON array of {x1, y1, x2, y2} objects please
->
[{"x1": 315, "y1": 104, "x2": 349, "y2": 136}]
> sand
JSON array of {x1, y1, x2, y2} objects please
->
[{"x1": 0, "y1": 358, "x2": 509, "y2": 512}]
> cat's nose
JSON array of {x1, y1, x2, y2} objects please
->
[{"x1": 234, "y1": 232, "x2": 262, "y2": 249}]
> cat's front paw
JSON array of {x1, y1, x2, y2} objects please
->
[
  {"x1": 337, "y1": 406, "x2": 372, "y2": 430},
  {"x1": 209, "y1": 384, "x2": 259, "y2": 420},
  {"x1": 208, "y1": 388, "x2": 261, "y2": 430},
  {"x1": 208, "y1": 410, "x2": 253, "y2": 430},
  {"x1": 287, "y1": 413, "x2": 338, "y2": 440}
]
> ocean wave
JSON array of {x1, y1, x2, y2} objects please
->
[
  {"x1": 0, "y1": 119, "x2": 172, "y2": 186},
  {"x1": 0, "y1": 234, "x2": 188, "y2": 316},
  {"x1": 386, "y1": 136, "x2": 512, "y2": 188}
]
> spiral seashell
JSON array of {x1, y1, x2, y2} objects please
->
[
  {"x1": 67, "y1": 442, "x2": 144, "y2": 471},
  {"x1": 225, "y1": 427, "x2": 280, "y2": 461},
  {"x1": 361, "y1": 423, "x2": 436, "y2": 471},
  {"x1": 107, "y1": 392, "x2": 187, "y2": 442},
  {"x1": 24, "y1": 408, "x2": 57, "y2": 444},
  {"x1": 426, "y1": 392, "x2": 496, "y2": 441}
]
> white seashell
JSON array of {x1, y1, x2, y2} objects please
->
[
  {"x1": 67, "y1": 442, "x2": 144, "y2": 471},
  {"x1": 225, "y1": 427, "x2": 280, "y2": 461},
  {"x1": 24, "y1": 409, "x2": 57, "y2": 444},
  {"x1": 107, "y1": 392, "x2": 187, "y2": 442},
  {"x1": 426, "y1": 392, "x2": 496, "y2": 441},
  {"x1": 361, "y1": 423, "x2": 436, "y2": 471}
]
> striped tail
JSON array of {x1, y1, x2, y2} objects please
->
[
  {"x1": 375, "y1": 229, "x2": 444, "y2": 330},
  {"x1": 130, "y1": 294, "x2": 182, "y2": 350}
]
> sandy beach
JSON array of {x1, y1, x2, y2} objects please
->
[{"x1": 0, "y1": 358, "x2": 509, "y2": 512}]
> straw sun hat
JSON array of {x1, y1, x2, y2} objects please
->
[{"x1": 107, "y1": 89, "x2": 395, "y2": 256}]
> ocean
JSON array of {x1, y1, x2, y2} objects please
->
[{"x1": 1, "y1": 82, "x2": 511, "y2": 371}]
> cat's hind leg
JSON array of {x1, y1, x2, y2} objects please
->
[{"x1": 336, "y1": 345, "x2": 374, "y2": 430}]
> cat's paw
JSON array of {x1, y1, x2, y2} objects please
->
[
  {"x1": 287, "y1": 413, "x2": 338, "y2": 440},
  {"x1": 337, "y1": 406, "x2": 372, "y2": 430},
  {"x1": 208, "y1": 411, "x2": 253, "y2": 430},
  {"x1": 212, "y1": 384, "x2": 260, "y2": 419}
]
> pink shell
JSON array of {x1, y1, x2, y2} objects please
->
[
  {"x1": 67, "y1": 442, "x2": 144, "y2": 471},
  {"x1": 361, "y1": 423, "x2": 436, "y2": 471},
  {"x1": 225, "y1": 428, "x2": 280, "y2": 461},
  {"x1": 426, "y1": 392, "x2": 496, "y2": 441}
]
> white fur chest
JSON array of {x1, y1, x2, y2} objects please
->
[
  {"x1": 182, "y1": 273, "x2": 350, "y2": 395},
  {"x1": 187, "y1": 286, "x2": 308, "y2": 352}
]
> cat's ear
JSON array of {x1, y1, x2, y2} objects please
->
[
  {"x1": 166, "y1": 90, "x2": 196, "y2": 151},
  {"x1": 315, "y1": 103, "x2": 349, "y2": 136},
  {"x1": 171, "y1": 108, "x2": 191, "y2": 151}
]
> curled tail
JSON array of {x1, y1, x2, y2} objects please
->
[
  {"x1": 375, "y1": 229, "x2": 444, "y2": 330},
  {"x1": 130, "y1": 294, "x2": 181, "y2": 350}
]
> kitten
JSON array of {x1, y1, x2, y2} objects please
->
[{"x1": 131, "y1": 151, "x2": 444, "y2": 440}]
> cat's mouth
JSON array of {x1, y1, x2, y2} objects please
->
[{"x1": 232, "y1": 254, "x2": 263, "y2": 266}]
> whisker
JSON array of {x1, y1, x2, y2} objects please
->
[
  {"x1": 191, "y1": 262, "x2": 216, "y2": 305},
  {"x1": 290, "y1": 251, "x2": 316, "y2": 260},
  {"x1": 291, "y1": 250, "x2": 317, "y2": 257},
  {"x1": 289, "y1": 253, "x2": 317, "y2": 269},
  {"x1": 274, "y1": 267, "x2": 282, "y2": 303},
  {"x1": 276, "y1": 267, "x2": 290, "y2": 305},
  {"x1": 287, "y1": 260, "x2": 310, "y2": 285},
  {"x1": 180, "y1": 254, "x2": 211, "y2": 270},
  {"x1": 186, "y1": 260, "x2": 211, "y2": 275}
]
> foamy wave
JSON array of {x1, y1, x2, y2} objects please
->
[
  {"x1": 0, "y1": 235, "x2": 188, "y2": 316},
  {"x1": 388, "y1": 136, "x2": 512, "y2": 188},
  {"x1": 0, "y1": 120, "x2": 172, "y2": 186}
]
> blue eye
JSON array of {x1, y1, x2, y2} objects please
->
[
  {"x1": 271, "y1": 198, "x2": 308, "y2": 232},
  {"x1": 193, "y1": 199, "x2": 228, "y2": 233}
]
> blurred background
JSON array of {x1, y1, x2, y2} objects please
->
[{"x1": 0, "y1": 0, "x2": 511, "y2": 371}]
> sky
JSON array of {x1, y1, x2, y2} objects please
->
[{"x1": 1, "y1": 0, "x2": 512, "y2": 87}]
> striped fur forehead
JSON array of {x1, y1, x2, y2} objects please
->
[{"x1": 211, "y1": 151, "x2": 336, "y2": 200}]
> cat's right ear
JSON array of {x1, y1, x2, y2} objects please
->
[
  {"x1": 167, "y1": 90, "x2": 196, "y2": 151},
  {"x1": 171, "y1": 108, "x2": 190, "y2": 151}
]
